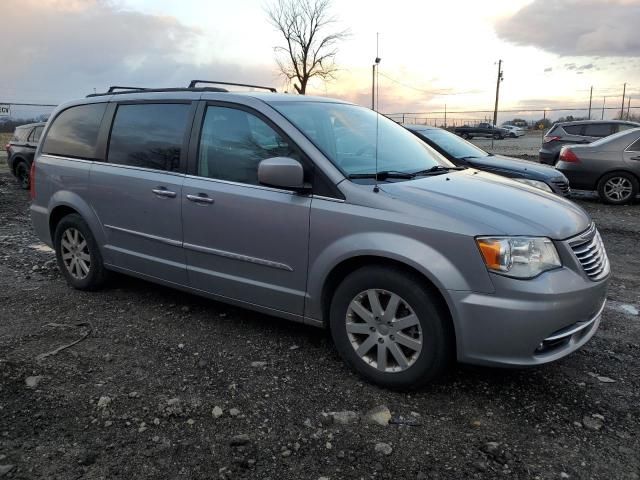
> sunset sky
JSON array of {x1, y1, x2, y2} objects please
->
[{"x1": 2, "y1": 0, "x2": 639, "y2": 122}]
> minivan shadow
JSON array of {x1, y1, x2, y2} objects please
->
[{"x1": 101, "y1": 272, "x2": 562, "y2": 392}]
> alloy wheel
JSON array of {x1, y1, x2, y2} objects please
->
[
  {"x1": 60, "y1": 228, "x2": 91, "y2": 280},
  {"x1": 345, "y1": 289, "x2": 423, "y2": 373},
  {"x1": 604, "y1": 176, "x2": 633, "y2": 202}
]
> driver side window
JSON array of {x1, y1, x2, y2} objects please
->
[{"x1": 198, "y1": 106, "x2": 299, "y2": 185}]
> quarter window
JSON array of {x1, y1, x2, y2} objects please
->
[
  {"x1": 108, "y1": 103, "x2": 191, "y2": 171},
  {"x1": 32, "y1": 126, "x2": 44, "y2": 143},
  {"x1": 197, "y1": 106, "x2": 299, "y2": 185},
  {"x1": 42, "y1": 103, "x2": 107, "y2": 159}
]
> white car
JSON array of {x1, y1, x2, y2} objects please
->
[{"x1": 502, "y1": 125, "x2": 526, "y2": 137}]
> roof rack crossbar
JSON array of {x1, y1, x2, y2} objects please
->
[
  {"x1": 188, "y1": 80, "x2": 276, "y2": 93},
  {"x1": 107, "y1": 86, "x2": 149, "y2": 93}
]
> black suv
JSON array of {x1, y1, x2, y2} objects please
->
[
  {"x1": 5, "y1": 122, "x2": 46, "y2": 189},
  {"x1": 539, "y1": 120, "x2": 640, "y2": 165}
]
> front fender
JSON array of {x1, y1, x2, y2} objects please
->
[{"x1": 304, "y1": 231, "x2": 494, "y2": 322}]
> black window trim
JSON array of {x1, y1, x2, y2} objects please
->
[
  {"x1": 41, "y1": 103, "x2": 109, "y2": 161},
  {"x1": 187, "y1": 100, "x2": 344, "y2": 199},
  {"x1": 625, "y1": 136, "x2": 640, "y2": 152},
  {"x1": 103, "y1": 100, "x2": 197, "y2": 174}
]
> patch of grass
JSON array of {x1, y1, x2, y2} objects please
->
[{"x1": 0, "y1": 132, "x2": 12, "y2": 145}]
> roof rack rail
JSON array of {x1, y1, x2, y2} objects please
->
[
  {"x1": 188, "y1": 80, "x2": 277, "y2": 93},
  {"x1": 107, "y1": 86, "x2": 149, "y2": 93}
]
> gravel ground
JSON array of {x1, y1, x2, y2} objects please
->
[{"x1": 0, "y1": 165, "x2": 639, "y2": 480}]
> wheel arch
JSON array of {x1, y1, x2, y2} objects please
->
[
  {"x1": 47, "y1": 191, "x2": 107, "y2": 249},
  {"x1": 597, "y1": 168, "x2": 640, "y2": 186},
  {"x1": 316, "y1": 255, "x2": 458, "y2": 357}
]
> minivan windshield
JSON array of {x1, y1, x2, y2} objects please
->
[
  {"x1": 272, "y1": 101, "x2": 452, "y2": 178},
  {"x1": 415, "y1": 128, "x2": 490, "y2": 159}
]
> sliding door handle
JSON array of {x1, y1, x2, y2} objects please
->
[{"x1": 186, "y1": 194, "x2": 214, "y2": 204}]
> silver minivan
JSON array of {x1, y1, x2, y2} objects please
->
[{"x1": 30, "y1": 82, "x2": 610, "y2": 388}]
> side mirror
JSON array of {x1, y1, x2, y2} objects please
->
[{"x1": 258, "y1": 157, "x2": 309, "y2": 192}]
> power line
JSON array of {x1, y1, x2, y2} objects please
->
[{"x1": 377, "y1": 71, "x2": 484, "y2": 96}]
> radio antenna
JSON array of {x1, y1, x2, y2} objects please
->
[{"x1": 373, "y1": 32, "x2": 381, "y2": 193}]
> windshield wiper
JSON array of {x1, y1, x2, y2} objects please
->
[
  {"x1": 412, "y1": 165, "x2": 466, "y2": 175},
  {"x1": 348, "y1": 170, "x2": 416, "y2": 180}
]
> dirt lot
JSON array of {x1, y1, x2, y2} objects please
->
[
  {"x1": 470, "y1": 132, "x2": 544, "y2": 159},
  {"x1": 1, "y1": 165, "x2": 639, "y2": 480}
]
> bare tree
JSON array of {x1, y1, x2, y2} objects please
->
[{"x1": 266, "y1": 0, "x2": 348, "y2": 94}]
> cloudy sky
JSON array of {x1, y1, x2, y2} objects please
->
[{"x1": 2, "y1": 0, "x2": 639, "y2": 121}]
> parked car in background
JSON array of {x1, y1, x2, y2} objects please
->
[
  {"x1": 556, "y1": 127, "x2": 640, "y2": 204},
  {"x1": 539, "y1": 120, "x2": 640, "y2": 165},
  {"x1": 406, "y1": 125, "x2": 570, "y2": 195},
  {"x1": 31, "y1": 82, "x2": 608, "y2": 389},
  {"x1": 454, "y1": 122, "x2": 507, "y2": 140},
  {"x1": 5, "y1": 122, "x2": 46, "y2": 189},
  {"x1": 502, "y1": 125, "x2": 526, "y2": 137}
]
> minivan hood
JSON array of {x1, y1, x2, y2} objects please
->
[
  {"x1": 381, "y1": 169, "x2": 589, "y2": 239},
  {"x1": 467, "y1": 155, "x2": 565, "y2": 180}
]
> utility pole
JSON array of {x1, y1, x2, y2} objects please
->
[
  {"x1": 588, "y1": 86, "x2": 593, "y2": 119},
  {"x1": 493, "y1": 59, "x2": 503, "y2": 126},
  {"x1": 621, "y1": 83, "x2": 626, "y2": 119},
  {"x1": 627, "y1": 97, "x2": 632, "y2": 120},
  {"x1": 601, "y1": 96, "x2": 606, "y2": 120},
  {"x1": 444, "y1": 104, "x2": 447, "y2": 128}
]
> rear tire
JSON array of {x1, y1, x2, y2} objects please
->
[
  {"x1": 15, "y1": 161, "x2": 30, "y2": 190},
  {"x1": 329, "y1": 266, "x2": 452, "y2": 389},
  {"x1": 597, "y1": 172, "x2": 638, "y2": 205},
  {"x1": 54, "y1": 214, "x2": 108, "y2": 290}
]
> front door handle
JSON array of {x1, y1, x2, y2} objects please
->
[
  {"x1": 152, "y1": 188, "x2": 177, "y2": 198},
  {"x1": 186, "y1": 194, "x2": 214, "y2": 204},
  {"x1": 630, "y1": 155, "x2": 640, "y2": 161}
]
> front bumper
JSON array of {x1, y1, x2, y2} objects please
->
[{"x1": 448, "y1": 260, "x2": 609, "y2": 367}]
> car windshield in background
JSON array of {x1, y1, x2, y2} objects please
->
[
  {"x1": 272, "y1": 102, "x2": 451, "y2": 178},
  {"x1": 418, "y1": 129, "x2": 490, "y2": 159}
]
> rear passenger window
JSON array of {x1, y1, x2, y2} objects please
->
[
  {"x1": 32, "y1": 126, "x2": 44, "y2": 143},
  {"x1": 584, "y1": 124, "x2": 612, "y2": 137},
  {"x1": 42, "y1": 103, "x2": 107, "y2": 159},
  {"x1": 562, "y1": 125, "x2": 583, "y2": 135},
  {"x1": 108, "y1": 103, "x2": 191, "y2": 171},
  {"x1": 197, "y1": 106, "x2": 299, "y2": 185}
]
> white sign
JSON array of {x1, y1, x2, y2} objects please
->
[{"x1": 0, "y1": 104, "x2": 10, "y2": 117}]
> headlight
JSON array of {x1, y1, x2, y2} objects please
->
[
  {"x1": 512, "y1": 178, "x2": 553, "y2": 192},
  {"x1": 476, "y1": 236, "x2": 561, "y2": 278}
]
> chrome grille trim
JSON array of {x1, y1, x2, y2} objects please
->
[
  {"x1": 568, "y1": 225, "x2": 610, "y2": 281},
  {"x1": 551, "y1": 179, "x2": 570, "y2": 196},
  {"x1": 543, "y1": 299, "x2": 606, "y2": 342}
]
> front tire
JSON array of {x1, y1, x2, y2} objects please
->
[
  {"x1": 15, "y1": 161, "x2": 30, "y2": 190},
  {"x1": 54, "y1": 214, "x2": 108, "y2": 290},
  {"x1": 329, "y1": 266, "x2": 452, "y2": 389},
  {"x1": 597, "y1": 172, "x2": 638, "y2": 205}
]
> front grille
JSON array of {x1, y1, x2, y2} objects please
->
[
  {"x1": 569, "y1": 225, "x2": 609, "y2": 281},
  {"x1": 551, "y1": 179, "x2": 570, "y2": 196}
]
